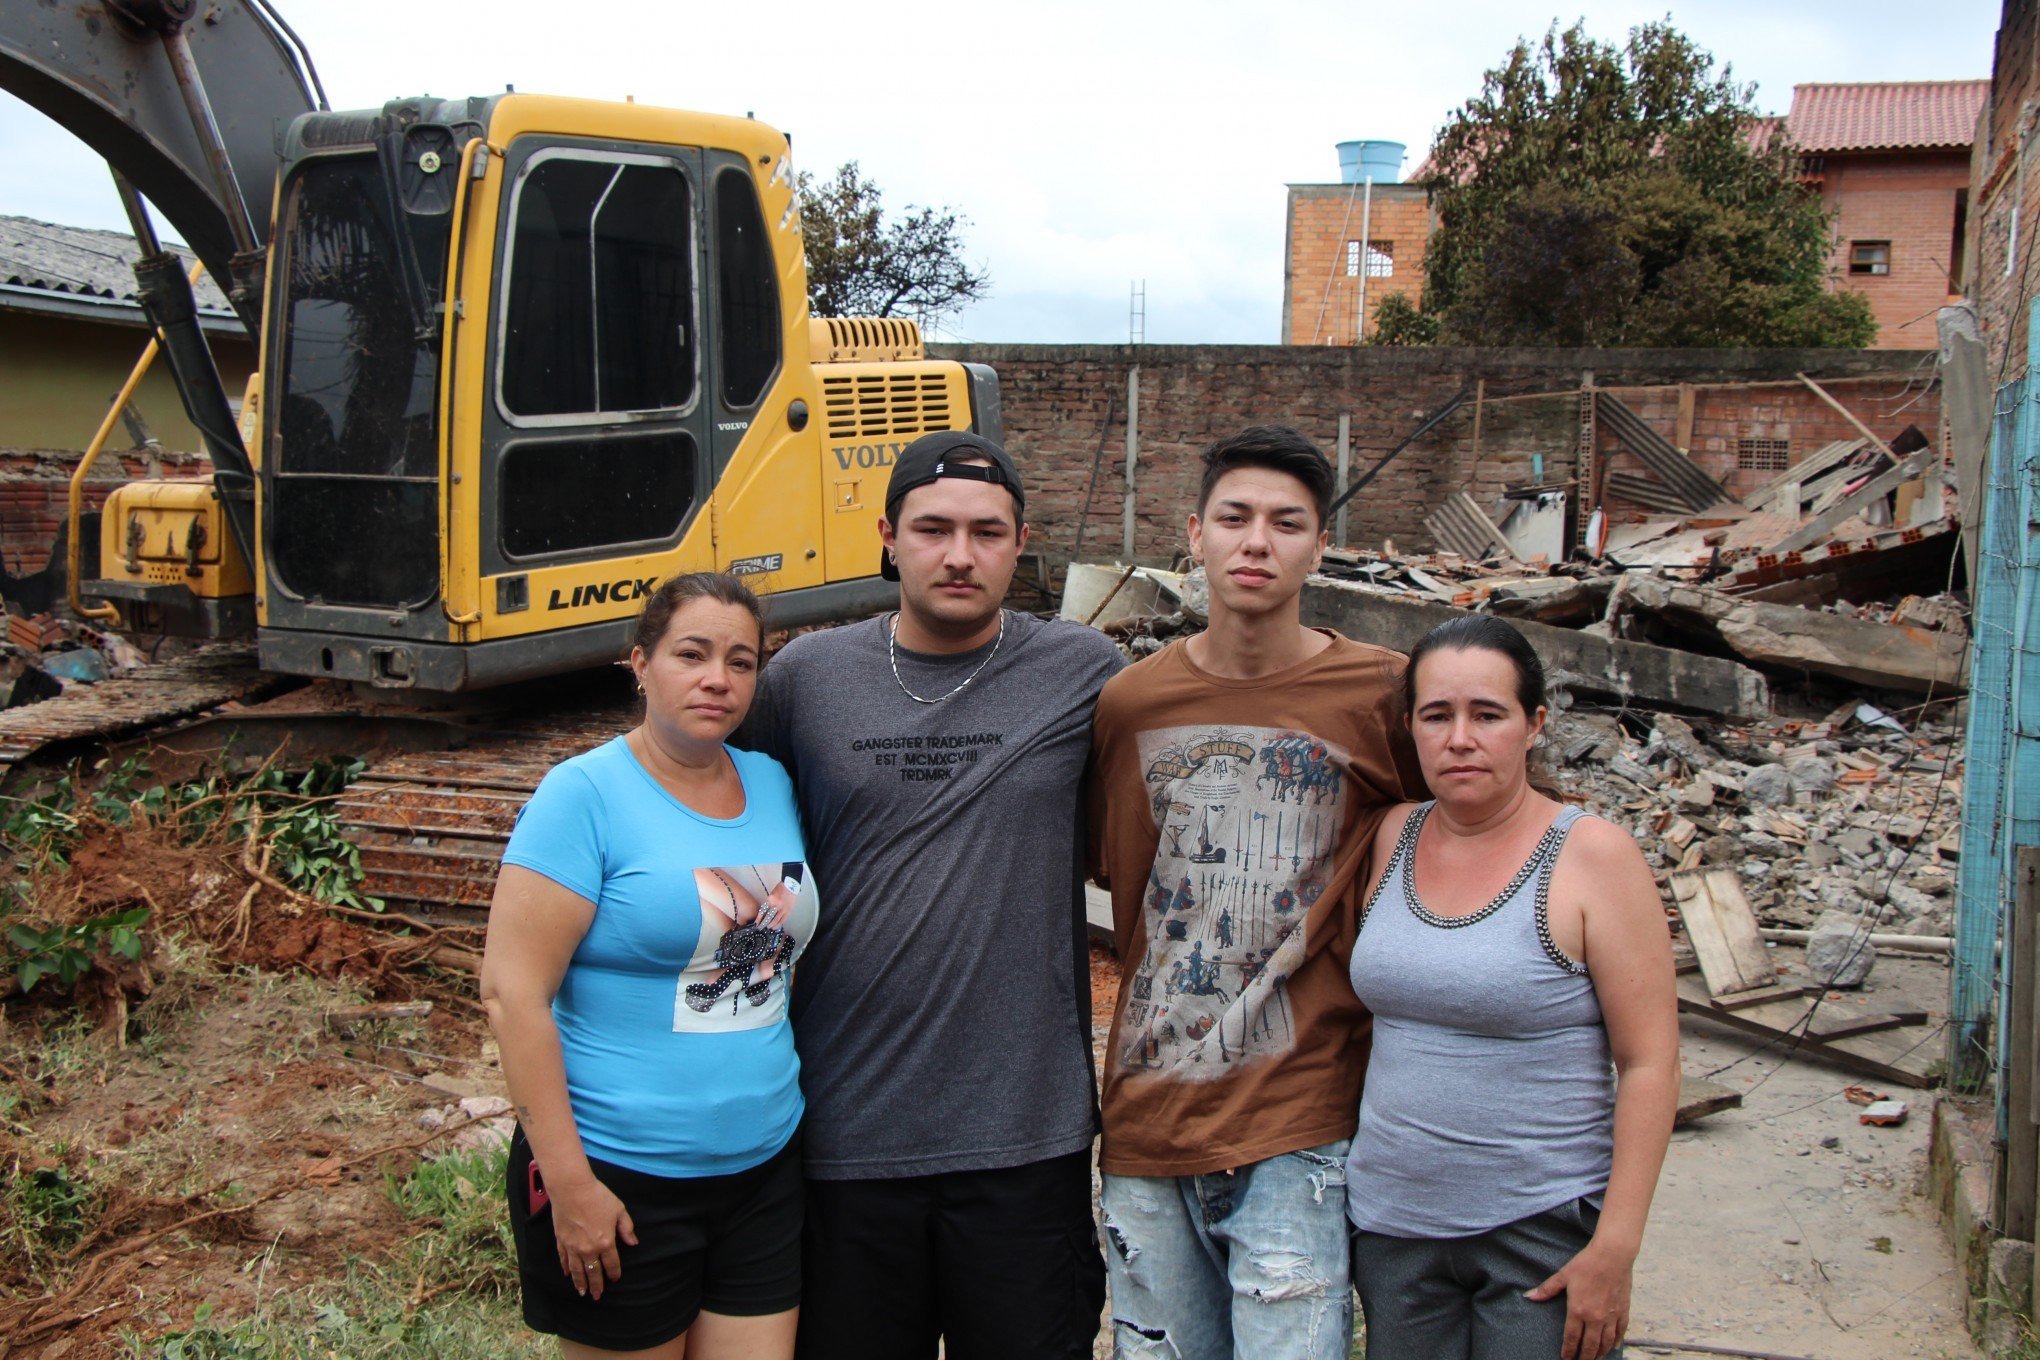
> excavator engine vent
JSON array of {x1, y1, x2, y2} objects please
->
[
  {"x1": 821, "y1": 371, "x2": 955, "y2": 441},
  {"x1": 809, "y1": 317, "x2": 924, "y2": 363}
]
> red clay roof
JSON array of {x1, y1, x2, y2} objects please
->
[{"x1": 1784, "y1": 81, "x2": 1987, "y2": 154}]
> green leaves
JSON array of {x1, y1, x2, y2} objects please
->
[
  {"x1": 1415, "y1": 19, "x2": 1876, "y2": 349},
  {"x1": 0, "y1": 754, "x2": 382, "y2": 997},
  {"x1": 6, "y1": 908, "x2": 149, "y2": 992},
  {"x1": 797, "y1": 161, "x2": 989, "y2": 327}
]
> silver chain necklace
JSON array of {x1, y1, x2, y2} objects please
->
[{"x1": 888, "y1": 610, "x2": 1007, "y2": 704}]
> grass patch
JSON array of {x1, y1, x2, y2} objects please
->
[
  {"x1": 126, "y1": 1277, "x2": 549, "y2": 1359},
  {"x1": 121, "y1": 1146, "x2": 538, "y2": 1359},
  {"x1": 384, "y1": 1142, "x2": 518, "y2": 1299},
  {"x1": 0, "y1": 1137, "x2": 100, "y2": 1286}
]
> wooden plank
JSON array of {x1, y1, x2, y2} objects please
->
[
  {"x1": 1676, "y1": 1073, "x2": 1742, "y2": 1126},
  {"x1": 1670, "y1": 869, "x2": 1776, "y2": 997},
  {"x1": 1743, "y1": 438, "x2": 1862, "y2": 512},
  {"x1": 1810, "y1": 1009, "x2": 1928, "y2": 1042},
  {"x1": 2008, "y1": 847, "x2": 2040, "y2": 1240},
  {"x1": 1796, "y1": 373, "x2": 1898, "y2": 460},
  {"x1": 1710, "y1": 983, "x2": 1816, "y2": 1012},
  {"x1": 1771, "y1": 446, "x2": 1938, "y2": 554},
  {"x1": 1675, "y1": 974, "x2": 1939, "y2": 1088}
]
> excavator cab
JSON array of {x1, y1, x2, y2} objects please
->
[{"x1": 3, "y1": 3, "x2": 996, "y2": 691}]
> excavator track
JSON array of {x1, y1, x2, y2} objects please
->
[
  {"x1": 335, "y1": 685, "x2": 637, "y2": 926},
  {"x1": 0, "y1": 645, "x2": 294, "y2": 791},
  {"x1": 0, "y1": 646, "x2": 635, "y2": 926}
]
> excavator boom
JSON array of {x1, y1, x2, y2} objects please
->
[{"x1": 0, "y1": 0, "x2": 317, "y2": 336}]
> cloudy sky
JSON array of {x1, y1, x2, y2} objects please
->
[{"x1": 0, "y1": 0, "x2": 2003, "y2": 343}]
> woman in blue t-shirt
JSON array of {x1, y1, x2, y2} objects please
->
[{"x1": 481, "y1": 572, "x2": 817, "y2": 1360}]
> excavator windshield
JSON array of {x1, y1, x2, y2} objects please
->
[{"x1": 269, "y1": 153, "x2": 443, "y2": 609}]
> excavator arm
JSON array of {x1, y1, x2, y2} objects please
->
[{"x1": 0, "y1": 0, "x2": 318, "y2": 337}]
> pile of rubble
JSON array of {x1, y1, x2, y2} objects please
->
[
  {"x1": 1544, "y1": 700, "x2": 1958, "y2": 941},
  {"x1": 0, "y1": 610, "x2": 149, "y2": 707}
]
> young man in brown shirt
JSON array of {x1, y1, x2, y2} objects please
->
[{"x1": 1088, "y1": 425, "x2": 1424, "y2": 1359}]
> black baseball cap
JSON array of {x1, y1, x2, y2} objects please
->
[{"x1": 880, "y1": 431, "x2": 1026, "y2": 581}]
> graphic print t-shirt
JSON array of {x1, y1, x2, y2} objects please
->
[
  {"x1": 501, "y1": 737, "x2": 818, "y2": 1178},
  {"x1": 1088, "y1": 632, "x2": 1423, "y2": 1177}
]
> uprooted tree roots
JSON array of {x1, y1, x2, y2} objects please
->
[
  {"x1": 0, "y1": 760, "x2": 502, "y2": 1356},
  {"x1": 0, "y1": 756, "x2": 481, "y2": 1029}
]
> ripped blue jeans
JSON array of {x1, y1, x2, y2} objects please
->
[{"x1": 1100, "y1": 1140, "x2": 1353, "y2": 1360}]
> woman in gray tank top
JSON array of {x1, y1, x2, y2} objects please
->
[{"x1": 1345, "y1": 618, "x2": 1678, "y2": 1360}]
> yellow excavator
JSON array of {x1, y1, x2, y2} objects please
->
[{"x1": 0, "y1": 0, "x2": 994, "y2": 692}]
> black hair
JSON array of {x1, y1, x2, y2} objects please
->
[
  {"x1": 1403, "y1": 615, "x2": 1548, "y2": 717},
  {"x1": 632, "y1": 572, "x2": 765, "y2": 657},
  {"x1": 1195, "y1": 425, "x2": 1335, "y2": 528}
]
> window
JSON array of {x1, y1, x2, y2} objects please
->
[
  {"x1": 500, "y1": 432, "x2": 696, "y2": 558},
  {"x1": 1951, "y1": 188, "x2": 1969, "y2": 293},
  {"x1": 500, "y1": 151, "x2": 696, "y2": 420},
  {"x1": 271, "y1": 153, "x2": 442, "y2": 608},
  {"x1": 715, "y1": 168, "x2": 780, "y2": 409},
  {"x1": 1849, "y1": 241, "x2": 1891, "y2": 277},
  {"x1": 1346, "y1": 240, "x2": 1395, "y2": 278},
  {"x1": 1737, "y1": 438, "x2": 1791, "y2": 472}
]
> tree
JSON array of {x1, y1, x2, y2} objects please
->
[
  {"x1": 1370, "y1": 292, "x2": 1440, "y2": 346},
  {"x1": 1410, "y1": 21, "x2": 1875, "y2": 348},
  {"x1": 797, "y1": 162, "x2": 989, "y2": 327}
]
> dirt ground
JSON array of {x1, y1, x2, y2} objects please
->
[
  {"x1": 1635, "y1": 951, "x2": 1979, "y2": 1360},
  {"x1": 1088, "y1": 942, "x2": 1983, "y2": 1360},
  {"x1": 0, "y1": 930, "x2": 1983, "y2": 1357},
  {"x1": 0, "y1": 957, "x2": 497, "y2": 1356}
]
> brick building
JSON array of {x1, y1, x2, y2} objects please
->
[
  {"x1": 1779, "y1": 81, "x2": 1988, "y2": 348},
  {"x1": 1972, "y1": 0, "x2": 2040, "y2": 378},
  {"x1": 1283, "y1": 81, "x2": 1984, "y2": 351},
  {"x1": 1281, "y1": 175, "x2": 1431, "y2": 346}
]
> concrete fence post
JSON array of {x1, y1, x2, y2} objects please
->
[{"x1": 1123, "y1": 366, "x2": 1140, "y2": 562}]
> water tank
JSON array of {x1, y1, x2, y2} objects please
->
[{"x1": 1336, "y1": 140, "x2": 1405, "y2": 185}]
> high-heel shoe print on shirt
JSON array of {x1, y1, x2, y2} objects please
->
[{"x1": 671, "y1": 861, "x2": 818, "y2": 1032}]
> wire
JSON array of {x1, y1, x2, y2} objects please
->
[{"x1": 1754, "y1": 1021, "x2": 1949, "y2": 1124}]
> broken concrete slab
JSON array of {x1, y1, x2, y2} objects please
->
[
  {"x1": 1613, "y1": 576, "x2": 1967, "y2": 694},
  {"x1": 1300, "y1": 577, "x2": 1771, "y2": 720},
  {"x1": 1483, "y1": 575, "x2": 1614, "y2": 627}
]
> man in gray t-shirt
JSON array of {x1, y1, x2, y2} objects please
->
[{"x1": 742, "y1": 431, "x2": 1121, "y2": 1360}]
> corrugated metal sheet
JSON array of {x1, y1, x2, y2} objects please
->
[
  {"x1": 1423, "y1": 492, "x2": 1511, "y2": 561},
  {"x1": 1596, "y1": 393, "x2": 1730, "y2": 513},
  {"x1": 1604, "y1": 471, "x2": 1695, "y2": 514}
]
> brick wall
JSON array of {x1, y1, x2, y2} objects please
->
[
  {"x1": 930, "y1": 344, "x2": 1941, "y2": 562},
  {"x1": 0, "y1": 448, "x2": 212, "y2": 577},
  {"x1": 1818, "y1": 150, "x2": 1971, "y2": 348},
  {"x1": 1599, "y1": 377, "x2": 1940, "y2": 504},
  {"x1": 1283, "y1": 184, "x2": 1430, "y2": 345},
  {"x1": 1975, "y1": 0, "x2": 2039, "y2": 380}
]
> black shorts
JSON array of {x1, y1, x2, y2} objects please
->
[
  {"x1": 797, "y1": 1150, "x2": 1104, "y2": 1360},
  {"x1": 507, "y1": 1128, "x2": 803, "y2": 1351}
]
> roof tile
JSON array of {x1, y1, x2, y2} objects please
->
[
  {"x1": 0, "y1": 215, "x2": 233, "y2": 313},
  {"x1": 1784, "y1": 81, "x2": 1988, "y2": 154}
]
